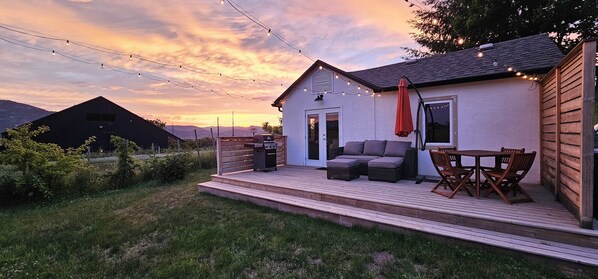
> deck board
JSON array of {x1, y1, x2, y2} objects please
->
[{"x1": 215, "y1": 166, "x2": 580, "y2": 228}]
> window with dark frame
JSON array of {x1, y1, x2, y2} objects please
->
[{"x1": 424, "y1": 101, "x2": 451, "y2": 144}]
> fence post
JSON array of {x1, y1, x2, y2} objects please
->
[{"x1": 216, "y1": 137, "x2": 223, "y2": 175}]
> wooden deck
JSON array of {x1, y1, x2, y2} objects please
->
[{"x1": 198, "y1": 165, "x2": 598, "y2": 268}]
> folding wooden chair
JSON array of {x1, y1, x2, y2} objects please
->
[
  {"x1": 499, "y1": 147, "x2": 525, "y2": 166},
  {"x1": 430, "y1": 150, "x2": 474, "y2": 198},
  {"x1": 481, "y1": 151, "x2": 536, "y2": 204},
  {"x1": 438, "y1": 147, "x2": 461, "y2": 168}
]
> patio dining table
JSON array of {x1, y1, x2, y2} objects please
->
[{"x1": 445, "y1": 149, "x2": 510, "y2": 198}]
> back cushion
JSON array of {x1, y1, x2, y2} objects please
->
[
  {"x1": 384, "y1": 141, "x2": 412, "y2": 157},
  {"x1": 343, "y1": 141, "x2": 364, "y2": 155},
  {"x1": 363, "y1": 140, "x2": 387, "y2": 156}
]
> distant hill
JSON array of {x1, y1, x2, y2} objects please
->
[
  {"x1": 168, "y1": 125, "x2": 267, "y2": 139},
  {"x1": 0, "y1": 100, "x2": 52, "y2": 132}
]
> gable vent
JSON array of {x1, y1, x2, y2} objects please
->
[{"x1": 312, "y1": 69, "x2": 333, "y2": 94}]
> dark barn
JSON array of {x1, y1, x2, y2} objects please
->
[{"x1": 22, "y1": 96, "x2": 181, "y2": 152}]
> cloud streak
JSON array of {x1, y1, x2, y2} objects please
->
[{"x1": 0, "y1": 0, "x2": 419, "y2": 126}]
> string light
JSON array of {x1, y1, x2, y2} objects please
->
[
  {"x1": 66, "y1": 40, "x2": 70, "y2": 46},
  {"x1": 432, "y1": 18, "x2": 438, "y2": 25},
  {"x1": 457, "y1": 38, "x2": 464, "y2": 45},
  {"x1": 357, "y1": 92, "x2": 361, "y2": 97},
  {"x1": 516, "y1": 72, "x2": 522, "y2": 76},
  {"x1": 342, "y1": 91, "x2": 345, "y2": 96},
  {"x1": 100, "y1": 63, "x2": 103, "y2": 69},
  {"x1": 138, "y1": 73, "x2": 141, "y2": 78},
  {"x1": 319, "y1": 65, "x2": 323, "y2": 70},
  {"x1": 304, "y1": 87, "x2": 307, "y2": 92},
  {"x1": 52, "y1": 50, "x2": 55, "y2": 55},
  {"x1": 222, "y1": 0, "x2": 315, "y2": 62},
  {"x1": 507, "y1": 67, "x2": 513, "y2": 72},
  {"x1": 476, "y1": 51, "x2": 484, "y2": 58},
  {"x1": 335, "y1": 74, "x2": 339, "y2": 79},
  {"x1": 220, "y1": 0, "x2": 224, "y2": 5},
  {"x1": 0, "y1": 23, "x2": 280, "y2": 87}
]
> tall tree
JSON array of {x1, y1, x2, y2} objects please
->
[{"x1": 407, "y1": 0, "x2": 598, "y2": 56}]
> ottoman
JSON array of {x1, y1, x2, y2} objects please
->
[
  {"x1": 368, "y1": 157, "x2": 403, "y2": 182},
  {"x1": 327, "y1": 158, "x2": 360, "y2": 181}
]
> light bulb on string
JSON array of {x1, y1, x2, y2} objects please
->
[
  {"x1": 267, "y1": 29, "x2": 271, "y2": 36},
  {"x1": 319, "y1": 65, "x2": 323, "y2": 70},
  {"x1": 138, "y1": 73, "x2": 141, "y2": 78},
  {"x1": 335, "y1": 74, "x2": 339, "y2": 79},
  {"x1": 516, "y1": 72, "x2": 522, "y2": 76},
  {"x1": 432, "y1": 18, "x2": 438, "y2": 25},
  {"x1": 357, "y1": 92, "x2": 361, "y2": 97},
  {"x1": 457, "y1": 38, "x2": 464, "y2": 45},
  {"x1": 220, "y1": 0, "x2": 224, "y2": 5},
  {"x1": 507, "y1": 67, "x2": 513, "y2": 72},
  {"x1": 476, "y1": 51, "x2": 484, "y2": 58},
  {"x1": 377, "y1": 93, "x2": 381, "y2": 97},
  {"x1": 129, "y1": 54, "x2": 133, "y2": 61},
  {"x1": 522, "y1": 75, "x2": 528, "y2": 79},
  {"x1": 52, "y1": 50, "x2": 56, "y2": 55},
  {"x1": 342, "y1": 91, "x2": 345, "y2": 96},
  {"x1": 347, "y1": 81, "x2": 351, "y2": 85},
  {"x1": 179, "y1": 65, "x2": 182, "y2": 70},
  {"x1": 66, "y1": 40, "x2": 70, "y2": 46},
  {"x1": 100, "y1": 63, "x2": 104, "y2": 69},
  {"x1": 304, "y1": 87, "x2": 307, "y2": 92},
  {"x1": 298, "y1": 50, "x2": 302, "y2": 56},
  {"x1": 358, "y1": 85, "x2": 361, "y2": 90}
]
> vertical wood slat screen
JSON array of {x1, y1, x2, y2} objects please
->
[
  {"x1": 216, "y1": 136, "x2": 287, "y2": 175},
  {"x1": 540, "y1": 40, "x2": 596, "y2": 228}
]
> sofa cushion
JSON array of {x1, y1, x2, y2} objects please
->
[
  {"x1": 384, "y1": 141, "x2": 411, "y2": 157},
  {"x1": 327, "y1": 158, "x2": 359, "y2": 168},
  {"x1": 336, "y1": 155, "x2": 381, "y2": 165},
  {"x1": 363, "y1": 140, "x2": 387, "y2": 156},
  {"x1": 343, "y1": 141, "x2": 364, "y2": 155},
  {"x1": 368, "y1": 157, "x2": 404, "y2": 169}
]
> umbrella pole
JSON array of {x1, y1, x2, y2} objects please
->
[{"x1": 401, "y1": 75, "x2": 429, "y2": 184}]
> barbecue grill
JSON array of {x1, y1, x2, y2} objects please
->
[{"x1": 245, "y1": 134, "x2": 277, "y2": 171}]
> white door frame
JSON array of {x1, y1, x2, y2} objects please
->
[{"x1": 305, "y1": 108, "x2": 342, "y2": 167}]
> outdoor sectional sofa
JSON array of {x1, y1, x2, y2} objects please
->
[{"x1": 328, "y1": 140, "x2": 418, "y2": 182}]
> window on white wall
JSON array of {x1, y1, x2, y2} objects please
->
[
  {"x1": 312, "y1": 70, "x2": 333, "y2": 94},
  {"x1": 423, "y1": 97, "x2": 456, "y2": 147}
]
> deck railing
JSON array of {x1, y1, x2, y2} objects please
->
[
  {"x1": 216, "y1": 136, "x2": 287, "y2": 175},
  {"x1": 539, "y1": 39, "x2": 596, "y2": 228}
]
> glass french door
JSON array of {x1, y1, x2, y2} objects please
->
[{"x1": 305, "y1": 108, "x2": 341, "y2": 167}]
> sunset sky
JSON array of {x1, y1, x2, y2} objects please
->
[{"x1": 0, "y1": 0, "x2": 418, "y2": 127}]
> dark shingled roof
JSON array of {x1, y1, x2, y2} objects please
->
[{"x1": 273, "y1": 33, "x2": 564, "y2": 107}]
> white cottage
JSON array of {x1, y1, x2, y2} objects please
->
[{"x1": 272, "y1": 34, "x2": 564, "y2": 183}]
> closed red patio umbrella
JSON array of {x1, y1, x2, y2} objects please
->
[{"x1": 395, "y1": 78, "x2": 413, "y2": 137}]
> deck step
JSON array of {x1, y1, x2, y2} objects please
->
[
  {"x1": 211, "y1": 174, "x2": 598, "y2": 249},
  {"x1": 198, "y1": 181, "x2": 598, "y2": 268}
]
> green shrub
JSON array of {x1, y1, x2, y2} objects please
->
[
  {"x1": 142, "y1": 153, "x2": 196, "y2": 183},
  {"x1": 109, "y1": 136, "x2": 139, "y2": 188},
  {"x1": 0, "y1": 124, "x2": 94, "y2": 204}
]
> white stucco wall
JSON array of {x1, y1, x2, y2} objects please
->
[{"x1": 281, "y1": 69, "x2": 541, "y2": 184}]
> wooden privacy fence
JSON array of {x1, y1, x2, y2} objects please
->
[
  {"x1": 216, "y1": 136, "x2": 287, "y2": 175},
  {"x1": 540, "y1": 39, "x2": 596, "y2": 228}
]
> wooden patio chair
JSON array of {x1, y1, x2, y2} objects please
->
[
  {"x1": 481, "y1": 151, "x2": 536, "y2": 204},
  {"x1": 429, "y1": 150, "x2": 474, "y2": 198},
  {"x1": 499, "y1": 147, "x2": 525, "y2": 165},
  {"x1": 438, "y1": 147, "x2": 461, "y2": 168}
]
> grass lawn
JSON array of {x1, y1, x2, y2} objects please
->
[{"x1": 0, "y1": 168, "x2": 592, "y2": 278}]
